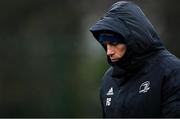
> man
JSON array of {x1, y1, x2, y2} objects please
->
[{"x1": 90, "y1": 1, "x2": 180, "y2": 118}]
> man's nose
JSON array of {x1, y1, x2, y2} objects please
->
[{"x1": 106, "y1": 45, "x2": 114, "y2": 56}]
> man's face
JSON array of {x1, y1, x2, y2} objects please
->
[{"x1": 103, "y1": 41, "x2": 127, "y2": 62}]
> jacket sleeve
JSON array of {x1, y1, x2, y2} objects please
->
[
  {"x1": 99, "y1": 67, "x2": 113, "y2": 118},
  {"x1": 100, "y1": 88, "x2": 105, "y2": 118},
  {"x1": 162, "y1": 69, "x2": 180, "y2": 117}
]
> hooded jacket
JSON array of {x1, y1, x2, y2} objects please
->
[{"x1": 90, "y1": 1, "x2": 180, "y2": 118}]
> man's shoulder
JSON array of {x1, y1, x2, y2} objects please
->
[
  {"x1": 100, "y1": 67, "x2": 114, "y2": 89},
  {"x1": 155, "y1": 51, "x2": 180, "y2": 73},
  {"x1": 101, "y1": 67, "x2": 113, "y2": 82},
  {"x1": 104, "y1": 67, "x2": 113, "y2": 76}
]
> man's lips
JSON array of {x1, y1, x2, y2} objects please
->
[{"x1": 110, "y1": 58, "x2": 119, "y2": 62}]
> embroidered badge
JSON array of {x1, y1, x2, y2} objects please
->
[{"x1": 139, "y1": 81, "x2": 150, "y2": 93}]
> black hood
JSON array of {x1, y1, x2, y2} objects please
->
[{"x1": 90, "y1": 1, "x2": 165, "y2": 70}]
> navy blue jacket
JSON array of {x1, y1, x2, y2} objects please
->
[{"x1": 90, "y1": 1, "x2": 180, "y2": 118}]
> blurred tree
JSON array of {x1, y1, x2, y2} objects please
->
[
  {"x1": 0, "y1": 0, "x2": 111, "y2": 117},
  {"x1": 162, "y1": 0, "x2": 180, "y2": 57}
]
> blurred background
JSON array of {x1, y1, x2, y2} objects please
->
[{"x1": 0, "y1": 0, "x2": 179, "y2": 117}]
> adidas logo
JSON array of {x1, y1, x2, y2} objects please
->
[{"x1": 106, "y1": 87, "x2": 114, "y2": 96}]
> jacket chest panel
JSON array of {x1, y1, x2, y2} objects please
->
[{"x1": 102, "y1": 69, "x2": 163, "y2": 117}]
